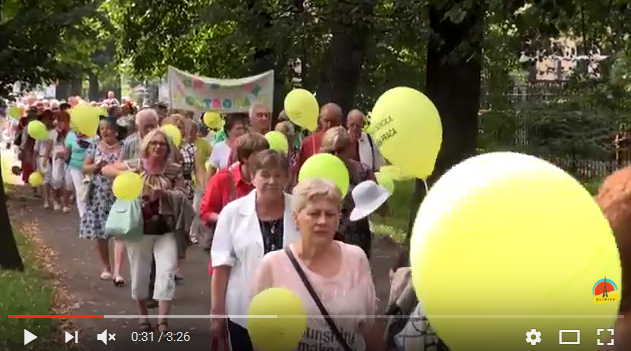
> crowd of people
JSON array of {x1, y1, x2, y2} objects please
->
[
  {"x1": 4, "y1": 91, "x2": 631, "y2": 351},
  {"x1": 1, "y1": 92, "x2": 407, "y2": 351}
]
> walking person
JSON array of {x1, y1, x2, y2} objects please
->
[
  {"x1": 210, "y1": 149, "x2": 299, "y2": 351},
  {"x1": 119, "y1": 108, "x2": 160, "y2": 307},
  {"x1": 103, "y1": 128, "x2": 193, "y2": 332},
  {"x1": 79, "y1": 118, "x2": 126, "y2": 285}
]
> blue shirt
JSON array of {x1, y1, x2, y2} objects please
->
[{"x1": 64, "y1": 131, "x2": 90, "y2": 170}]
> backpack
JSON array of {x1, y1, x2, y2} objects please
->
[{"x1": 384, "y1": 268, "x2": 450, "y2": 351}]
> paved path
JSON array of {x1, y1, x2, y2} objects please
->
[{"x1": 8, "y1": 192, "x2": 398, "y2": 351}]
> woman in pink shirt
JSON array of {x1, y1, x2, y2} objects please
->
[{"x1": 252, "y1": 178, "x2": 385, "y2": 351}]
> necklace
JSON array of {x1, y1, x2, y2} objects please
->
[{"x1": 101, "y1": 140, "x2": 119, "y2": 150}]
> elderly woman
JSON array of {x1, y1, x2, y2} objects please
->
[
  {"x1": 252, "y1": 178, "x2": 383, "y2": 351},
  {"x1": 210, "y1": 149, "x2": 300, "y2": 351},
  {"x1": 320, "y1": 126, "x2": 378, "y2": 258},
  {"x1": 594, "y1": 166, "x2": 631, "y2": 349},
  {"x1": 199, "y1": 132, "x2": 269, "y2": 252},
  {"x1": 102, "y1": 129, "x2": 194, "y2": 333},
  {"x1": 79, "y1": 118, "x2": 126, "y2": 285}
]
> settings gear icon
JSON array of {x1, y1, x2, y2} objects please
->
[{"x1": 525, "y1": 329, "x2": 542, "y2": 345}]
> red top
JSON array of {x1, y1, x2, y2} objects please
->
[
  {"x1": 199, "y1": 166, "x2": 254, "y2": 224},
  {"x1": 294, "y1": 131, "x2": 324, "y2": 174}
]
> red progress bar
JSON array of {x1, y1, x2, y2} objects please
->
[{"x1": 8, "y1": 315, "x2": 104, "y2": 318}]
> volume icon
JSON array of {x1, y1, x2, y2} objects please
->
[{"x1": 65, "y1": 331, "x2": 78, "y2": 343}]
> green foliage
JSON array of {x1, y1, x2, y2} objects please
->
[{"x1": 0, "y1": 0, "x2": 105, "y2": 97}]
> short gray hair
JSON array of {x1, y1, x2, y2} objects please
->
[
  {"x1": 292, "y1": 178, "x2": 343, "y2": 215},
  {"x1": 248, "y1": 103, "x2": 269, "y2": 118},
  {"x1": 135, "y1": 108, "x2": 159, "y2": 126}
]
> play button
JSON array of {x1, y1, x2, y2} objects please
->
[{"x1": 24, "y1": 329, "x2": 37, "y2": 345}]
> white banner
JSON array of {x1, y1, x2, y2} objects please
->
[{"x1": 167, "y1": 66, "x2": 274, "y2": 114}]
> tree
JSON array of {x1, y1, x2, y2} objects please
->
[
  {"x1": 405, "y1": 0, "x2": 487, "y2": 237},
  {"x1": 0, "y1": 0, "x2": 105, "y2": 97},
  {"x1": 0, "y1": 167, "x2": 23, "y2": 271},
  {"x1": 0, "y1": 0, "x2": 103, "y2": 270}
]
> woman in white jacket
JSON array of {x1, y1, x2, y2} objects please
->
[{"x1": 209, "y1": 149, "x2": 300, "y2": 351}]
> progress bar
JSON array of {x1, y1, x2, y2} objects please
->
[{"x1": 8, "y1": 315, "x2": 625, "y2": 319}]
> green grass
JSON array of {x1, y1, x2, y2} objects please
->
[
  {"x1": 0, "y1": 229, "x2": 56, "y2": 351},
  {"x1": 373, "y1": 179, "x2": 415, "y2": 243}
]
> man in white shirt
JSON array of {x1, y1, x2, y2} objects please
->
[{"x1": 347, "y1": 109, "x2": 384, "y2": 171}]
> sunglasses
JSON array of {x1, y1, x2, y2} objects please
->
[{"x1": 149, "y1": 141, "x2": 167, "y2": 147}]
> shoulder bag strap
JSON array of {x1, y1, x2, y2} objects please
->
[
  {"x1": 227, "y1": 170, "x2": 236, "y2": 201},
  {"x1": 284, "y1": 247, "x2": 353, "y2": 351},
  {"x1": 365, "y1": 133, "x2": 376, "y2": 171}
]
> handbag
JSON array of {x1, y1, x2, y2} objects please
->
[
  {"x1": 284, "y1": 247, "x2": 353, "y2": 351},
  {"x1": 105, "y1": 198, "x2": 143, "y2": 240}
]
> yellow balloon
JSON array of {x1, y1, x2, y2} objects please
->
[
  {"x1": 379, "y1": 165, "x2": 413, "y2": 180},
  {"x1": 8, "y1": 106, "x2": 21, "y2": 119},
  {"x1": 28, "y1": 172, "x2": 44, "y2": 187},
  {"x1": 161, "y1": 124, "x2": 182, "y2": 147},
  {"x1": 264, "y1": 131, "x2": 289, "y2": 153},
  {"x1": 202, "y1": 112, "x2": 222, "y2": 129},
  {"x1": 112, "y1": 171, "x2": 143, "y2": 200},
  {"x1": 410, "y1": 152, "x2": 621, "y2": 350},
  {"x1": 375, "y1": 172, "x2": 395, "y2": 194},
  {"x1": 248, "y1": 288, "x2": 307, "y2": 351},
  {"x1": 371, "y1": 87, "x2": 442, "y2": 179},
  {"x1": 284, "y1": 89, "x2": 318, "y2": 131},
  {"x1": 69, "y1": 105, "x2": 100, "y2": 137},
  {"x1": 298, "y1": 153, "x2": 349, "y2": 195},
  {"x1": 27, "y1": 121, "x2": 49, "y2": 140}
]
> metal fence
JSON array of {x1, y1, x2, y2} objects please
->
[{"x1": 482, "y1": 80, "x2": 628, "y2": 182}]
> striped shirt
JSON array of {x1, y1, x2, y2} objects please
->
[{"x1": 121, "y1": 133, "x2": 140, "y2": 161}]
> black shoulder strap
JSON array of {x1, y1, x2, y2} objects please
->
[
  {"x1": 284, "y1": 247, "x2": 353, "y2": 351},
  {"x1": 366, "y1": 133, "x2": 376, "y2": 170}
]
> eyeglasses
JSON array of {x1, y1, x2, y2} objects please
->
[{"x1": 149, "y1": 141, "x2": 167, "y2": 147}]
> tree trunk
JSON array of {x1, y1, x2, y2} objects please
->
[
  {"x1": 0, "y1": 152, "x2": 24, "y2": 271},
  {"x1": 88, "y1": 72, "x2": 100, "y2": 101},
  {"x1": 56, "y1": 80, "x2": 71, "y2": 100},
  {"x1": 70, "y1": 77, "x2": 83, "y2": 97},
  {"x1": 405, "y1": 1, "x2": 486, "y2": 238},
  {"x1": 315, "y1": 0, "x2": 379, "y2": 115}
]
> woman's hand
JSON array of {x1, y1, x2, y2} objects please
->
[
  {"x1": 210, "y1": 316, "x2": 227, "y2": 339},
  {"x1": 149, "y1": 188, "x2": 166, "y2": 201}
]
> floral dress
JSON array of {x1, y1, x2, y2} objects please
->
[
  {"x1": 338, "y1": 160, "x2": 374, "y2": 257},
  {"x1": 79, "y1": 143, "x2": 121, "y2": 240},
  {"x1": 180, "y1": 143, "x2": 195, "y2": 202}
]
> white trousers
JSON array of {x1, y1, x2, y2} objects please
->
[
  {"x1": 68, "y1": 167, "x2": 86, "y2": 217},
  {"x1": 126, "y1": 233, "x2": 178, "y2": 301}
]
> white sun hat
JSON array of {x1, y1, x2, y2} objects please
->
[{"x1": 349, "y1": 179, "x2": 391, "y2": 221}]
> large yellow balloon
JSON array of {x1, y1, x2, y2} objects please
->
[
  {"x1": 284, "y1": 89, "x2": 318, "y2": 131},
  {"x1": 69, "y1": 105, "x2": 101, "y2": 137},
  {"x1": 371, "y1": 87, "x2": 442, "y2": 179},
  {"x1": 265, "y1": 131, "x2": 289, "y2": 153},
  {"x1": 410, "y1": 152, "x2": 621, "y2": 350},
  {"x1": 161, "y1": 124, "x2": 182, "y2": 147},
  {"x1": 248, "y1": 288, "x2": 307, "y2": 351},
  {"x1": 28, "y1": 172, "x2": 44, "y2": 187},
  {"x1": 202, "y1": 112, "x2": 222, "y2": 129},
  {"x1": 112, "y1": 171, "x2": 143, "y2": 200},
  {"x1": 298, "y1": 153, "x2": 349, "y2": 195},
  {"x1": 27, "y1": 121, "x2": 49, "y2": 140}
]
